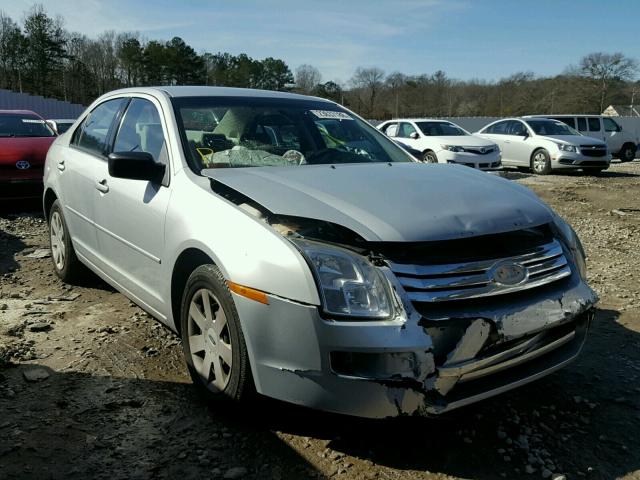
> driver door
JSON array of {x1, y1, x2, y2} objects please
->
[
  {"x1": 92, "y1": 97, "x2": 172, "y2": 318},
  {"x1": 396, "y1": 122, "x2": 420, "y2": 149}
]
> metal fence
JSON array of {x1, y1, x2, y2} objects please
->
[{"x1": 0, "y1": 89, "x2": 85, "y2": 120}]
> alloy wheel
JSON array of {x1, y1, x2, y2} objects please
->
[
  {"x1": 50, "y1": 211, "x2": 66, "y2": 271},
  {"x1": 187, "y1": 288, "x2": 233, "y2": 392},
  {"x1": 533, "y1": 151, "x2": 547, "y2": 173}
]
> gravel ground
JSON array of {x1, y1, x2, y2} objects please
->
[{"x1": 1, "y1": 161, "x2": 639, "y2": 480}]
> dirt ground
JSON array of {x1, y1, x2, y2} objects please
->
[{"x1": 1, "y1": 161, "x2": 639, "y2": 480}]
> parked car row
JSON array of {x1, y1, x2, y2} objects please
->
[
  {"x1": 378, "y1": 114, "x2": 638, "y2": 175},
  {"x1": 41, "y1": 86, "x2": 598, "y2": 418}
]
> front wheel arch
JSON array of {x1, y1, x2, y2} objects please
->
[
  {"x1": 170, "y1": 248, "x2": 215, "y2": 336},
  {"x1": 43, "y1": 188, "x2": 58, "y2": 223},
  {"x1": 530, "y1": 148, "x2": 552, "y2": 174},
  {"x1": 422, "y1": 150, "x2": 438, "y2": 163}
]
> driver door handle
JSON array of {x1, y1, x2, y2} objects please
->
[{"x1": 95, "y1": 179, "x2": 109, "y2": 193}]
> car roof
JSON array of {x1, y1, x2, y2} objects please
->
[
  {"x1": 104, "y1": 86, "x2": 332, "y2": 103},
  {"x1": 0, "y1": 109, "x2": 41, "y2": 116},
  {"x1": 384, "y1": 118, "x2": 454, "y2": 123},
  {"x1": 523, "y1": 114, "x2": 604, "y2": 118}
]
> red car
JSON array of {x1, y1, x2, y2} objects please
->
[{"x1": 0, "y1": 110, "x2": 57, "y2": 201}]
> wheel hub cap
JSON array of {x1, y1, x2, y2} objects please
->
[{"x1": 187, "y1": 289, "x2": 232, "y2": 392}]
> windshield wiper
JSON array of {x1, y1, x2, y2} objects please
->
[{"x1": 0, "y1": 133, "x2": 16, "y2": 137}]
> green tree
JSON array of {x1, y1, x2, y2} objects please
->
[
  {"x1": 22, "y1": 5, "x2": 66, "y2": 96},
  {"x1": 117, "y1": 35, "x2": 143, "y2": 86},
  {"x1": 165, "y1": 36, "x2": 204, "y2": 85}
]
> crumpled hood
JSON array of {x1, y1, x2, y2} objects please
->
[{"x1": 203, "y1": 163, "x2": 554, "y2": 242}]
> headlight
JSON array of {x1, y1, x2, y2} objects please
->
[
  {"x1": 557, "y1": 143, "x2": 578, "y2": 153},
  {"x1": 441, "y1": 145, "x2": 465, "y2": 152},
  {"x1": 551, "y1": 214, "x2": 586, "y2": 279},
  {"x1": 292, "y1": 239, "x2": 394, "y2": 319}
]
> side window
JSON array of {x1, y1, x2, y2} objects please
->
[
  {"x1": 486, "y1": 121, "x2": 508, "y2": 134},
  {"x1": 587, "y1": 117, "x2": 601, "y2": 132},
  {"x1": 398, "y1": 122, "x2": 418, "y2": 138},
  {"x1": 113, "y1": 98, "x2": 168, "y2": 165},
  {"x1": 508, "y1": 121, "x2": 527, "y2": 136},
  {"x1": 603, "y1": 118, "x2": 621, "y2": 132},
  {"x1": 577, "y1": 117, "x2": 587, "y2": 131},
  {"x1": 552, "y1": 117, "x2": 575, "y2": 129},
  {"x1": 382, "y1": 122, "x2": 398, "y2": 137},
  {"x1": 72, "y1": 98, "x2": 125, "y2": 156}
]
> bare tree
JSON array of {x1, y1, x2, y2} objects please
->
[
  {"x1": 577, "y1": 52, "x2": 638, "y2": 112},
  {"x1": 295, "y1": 64, "x2": 321, "y2": 93},
  {"x1": 351, "y1": 66, "x2": 385, "y2": 117}
]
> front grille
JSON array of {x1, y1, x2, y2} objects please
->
[
  {"x1": 389, "y1": 239, "x2": 571, "y2": 302},
  {"x1": 581, "y1": 161, "x2": 609, "y2": 167},
  {"x1": 465, "y1": 147, "x2": 495, "y2": 155},
  {"x1": 580, "y1": 145, "x2": 607, "y2": 157}
]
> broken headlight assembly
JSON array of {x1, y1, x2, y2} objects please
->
[
  {"x1": 552, "y1": 214, "x2": 587, "y2": 279},
  {"x1": 292, "y1": 239, "x2": 394, "y2": 319}
]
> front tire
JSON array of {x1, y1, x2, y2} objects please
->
[
  {"x1": 49, "y1": 200, "x2": 84, "y2": 282},
  {"x1": 180, "y1": 264, "x2": 253, "y2": 402},
  {"x1": 619, "y1": 144, "x2": 636, "y2": 163},
  {"x1": 531, "y1": 149, "x2": 552, "y2": 175}
]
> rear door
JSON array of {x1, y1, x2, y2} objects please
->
[
  {"x1": 92, "y1": 96, "x2": 172, "y2": 317},
  {"x1": 503, "y1": 120, "x2": 533, "y2": 166},
  {"x1": 479, "y1": 120, "x2": 513, "y2": 164},
  {"x1": 60, "y1": 98, "x2": 126, "y2": 263}
]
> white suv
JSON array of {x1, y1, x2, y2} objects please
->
[
  {"x1": 377, "y1": 118, "x2": 501, "y2": 170},
  {"x1": 526, "y1": 115, "x2": 637, "y2": 162}
]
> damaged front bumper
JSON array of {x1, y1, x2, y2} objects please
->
[{"x1": 232, "y1": 267, "x2": 597, "y2": 419}]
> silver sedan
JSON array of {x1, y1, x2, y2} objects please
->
[{"x1": 43, "y1": 87, "x2": 597, "y2": 418}]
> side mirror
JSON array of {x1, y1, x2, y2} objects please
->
[
  {"x1": 108, "y1": 152, "x2": 165, "y2": 183},
  {"x1": 521, "y1": 130, "x2": 529, "y2": 138},
  {"x1": 410, "y1": 132, "x2": 419, "y2": 139}
]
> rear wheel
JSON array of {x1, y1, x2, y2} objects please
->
[
  {"x1": 49, "y1": 200, "x2": 84, "y2": 282},
  {"x1": 619, "y1": 144, "x2": 636, "y2": 162},
  {"x1": 531, "y1": 149, "x2": 552, "y2": 175},
  {"x1": 180, "y1": 264, "x2": 253, "y2": 402},
  {"x1": 423, "y1": 150, "x2": 438, "y2": 163}
]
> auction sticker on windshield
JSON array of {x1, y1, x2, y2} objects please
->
[{"x1": 310, "y1": 110, "x2": 353, "y2": 120}]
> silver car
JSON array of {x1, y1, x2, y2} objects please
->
[
  {"x1": 43, "y1": 87, "x2": 597, "y2": 418},
  {"x1": 477, "y1": 117, "x2": 611, "y2": 174}
]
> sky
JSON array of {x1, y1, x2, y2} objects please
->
[{"x1": 2, "y1": 0, "x2": 639, "y2": 85}]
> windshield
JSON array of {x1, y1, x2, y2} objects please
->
[
  {"x1": 416, "y1": 121, "x2": 467, "y2": 136},
  {"x1": 56, "y1": 122, "x2": 74, "y2": 134},
  {"x1": 525, "y1": 119, "x2": 580, "y2": 136},
  {"x1": 0, "y1": 114, "x2": 55, "y2": 137},
  {"x1": 172, "y1": 97, "x2": 411, "y2": 172}
]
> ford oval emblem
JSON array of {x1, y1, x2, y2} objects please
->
[
  {"x1": 491, "y1": 262, "x2": 527, "y2": 286},
  {"x1": 16, "y1": 160, "x2": 31, "y2": 170}
]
